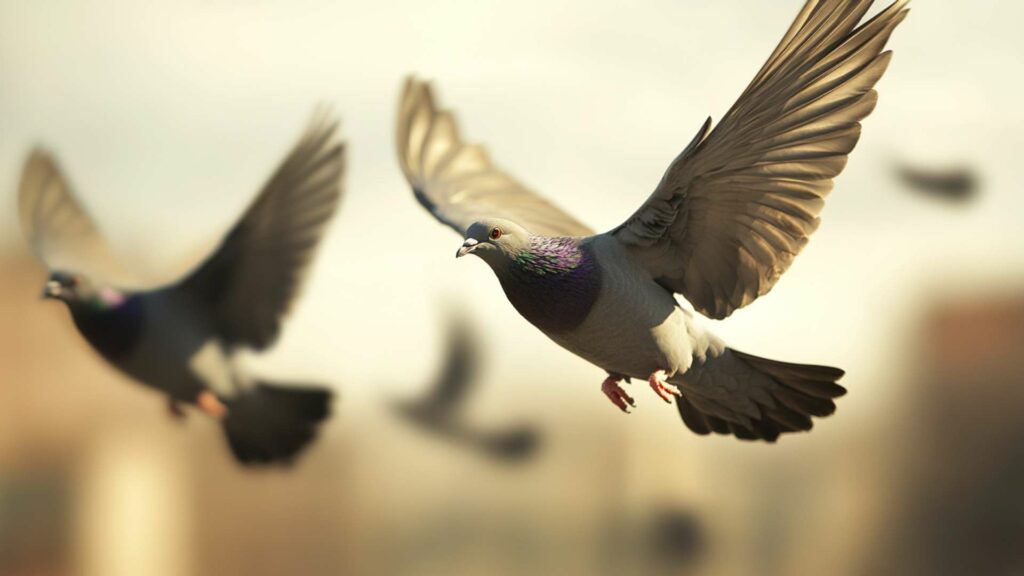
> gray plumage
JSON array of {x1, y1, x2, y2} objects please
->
[
  {"x1": 19, "y1": 109, "x2": 343, "y2": 465},
  {"x1": 398, "y1": 0, "x2": 909, "y2": 441}
]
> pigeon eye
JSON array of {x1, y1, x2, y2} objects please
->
[{"x1": 489, "y1": 228, "x2": 502, "y2": 240}]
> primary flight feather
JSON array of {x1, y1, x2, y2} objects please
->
[{"x1": 398, "y1": 0, "x2": 909, "y2": 442}]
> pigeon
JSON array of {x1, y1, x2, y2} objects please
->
[
  {"x1": 397, "y1": 0, "x2": 909, "y2": 442},
  {"x1": 392, "y1": 310, "x2": 541, "y2": 462},
  {"x1": 19, "y1": 109, "x2": 344, "y2": 465},
  {"x1": 895, "y1": 162, "x2": 979, "y2": 203}
]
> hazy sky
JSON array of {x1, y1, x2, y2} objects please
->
[{"x1": 2, "y1": 0, "x2": 1021, "y2": 407}]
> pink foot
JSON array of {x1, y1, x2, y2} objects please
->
[
  {"x1": 197, "y1": 391, "x2": 228, "y2": 419},
  {"x1": 648, "y1": 370, "x2": 681, "y2": 403},
  {"x1": 602, "y1": 374, "x2": 635, "y2": 414}
]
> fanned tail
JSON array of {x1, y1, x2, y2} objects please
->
[
  {"x1": 676, "y1": 349, "x2": 846, "y2": 442},
  {"x1": 221, "y1": 381, "x2": 333, "y2": 465}
]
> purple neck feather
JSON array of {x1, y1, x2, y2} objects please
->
[{"x1": 499, "y1": 236, "x2": 602, "y2": 333}]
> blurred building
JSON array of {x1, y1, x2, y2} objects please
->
[{"x1": 864, "y1": 293, "x2": 1024, "y2": 576}]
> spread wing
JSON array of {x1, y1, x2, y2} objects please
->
[
  {"x1": 18, "y1": 150, "x2": 140, "y2": 286},
  {"x1": 397, "y1": 77, "x2": 593, "y2": 238},
  {"x1": 614, "y1": 0, "x2": 909, "y2": 319},
  {"x1": 178, "y1": 108, "x2": 345, "y2": 350}
]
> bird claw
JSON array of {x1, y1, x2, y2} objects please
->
[
  {"x1": 601, "y1": 375, "x2": 635, "y2": 414},
  {"x1": 167, "y1": 398, "x2": 186, "y2": 421},
  {"x1": 648, "y1": 370, "x2": 680, "y2": 403}
]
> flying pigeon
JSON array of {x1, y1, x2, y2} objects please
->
[
  {"x1": 19, "y1": 109, "x2": 344, "y2": 464},
  {"x1": 397, "y1": 0, "x2": 909, "y2": 442},
  {"x1": 392, "y1": 310, "x2": 541, "y2": 462},
  {"x1": 895, "y1": 162, "x2": 979, "y2": 203}
]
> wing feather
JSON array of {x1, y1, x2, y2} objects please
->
[
  {"x1": 397, "y1": 78, "x2": 593, "y2": 238},
  {"x1": 177, "y1": 108, "x2": 344, "y2": 350},
  {"x1": 17, "y1": 149, "x2": 139, "y2": 286},
  {"x1": 615, "y1": 0, "x2": 909, "y2": 319}
]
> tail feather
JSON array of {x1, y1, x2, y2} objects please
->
[
  {"x1": 676, "y1": 348, "x2": 846, "y2": 443},
  {"x1": 221, "y1": 382, "x2": 333, "y2": 465}
]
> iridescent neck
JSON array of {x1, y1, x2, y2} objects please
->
[
  {"x1": 74, "y1": 287, "x2": 128, "y2": 314},
  {"x1": 513, "y1": 236, "x2": 584, "y2": 276}
]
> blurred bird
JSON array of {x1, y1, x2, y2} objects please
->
[
  {"x1": 895, "y1": 162, "x2": 979, "y2": 203},
  {"x1": 392, "y1": 311, "x2": 540, "y2": 462},
  {"x1": 397, "y1": 0, "x2": 910, "y2": 441},
  {"x1": 645, "y1": 508, "x2": 705, "y2": 569},
  {"x1": 19, "y1": 110, "x2": 343, "y2": 465}
]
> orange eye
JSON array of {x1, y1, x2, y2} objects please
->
[{"x1": 489, "y1": 228, "x2": 502, "y2": 240}]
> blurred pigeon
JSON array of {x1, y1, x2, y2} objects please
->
[
  {"x1": 393, "y1": 311, "x2": 540, "y2": 462},
  {"x1": 895, "y1": 162, "x2": 978, "y2": 203},
  {"x1": 19, "y1": 109, "x2": 343, "y2": 465},
  {"x1": 397, "y1": 0, "x2": 910, "y2": 441}
]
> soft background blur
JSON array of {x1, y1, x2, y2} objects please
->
[{"x1": 2, "y1": 1, "x2": 1022, "y2": 574}]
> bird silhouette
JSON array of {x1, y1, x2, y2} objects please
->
[
  {"x1": 392, "y1": 311, "x2": 541, "y2": 462},
  {"x1": 19, "y1": 109, "x2": 343, "y2": 465}
]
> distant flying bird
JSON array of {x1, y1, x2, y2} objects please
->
[
  {"x1": 392, "y1": 312, "x2": 540, "y2": 462},
  {"x1": 895, "y1": 163, "x2": 979, "y2": 203},
  {"x1": 19, "y1": 110, "x2": 343, "y2": 465},
  {"x1": 398, "y1": 0, "x2": 909, "y2": 442}
]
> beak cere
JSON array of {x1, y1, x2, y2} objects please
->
[
  {"x1": 42, "y1": 280, "x2": 62, "y2": 299},
  {"x1": 456, "y1": 238, "x2": 479, "y2": 258}
]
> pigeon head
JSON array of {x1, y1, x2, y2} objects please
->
[
  {"x1": 457, "y1": 218, "x2": 531, "y2": 266},
  {"x1": 42, "y1": 271, "x2": 125, "y2": 310}
]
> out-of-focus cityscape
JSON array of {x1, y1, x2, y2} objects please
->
[{"x1": 2, "y1": 1, "x2": 1023, "y2": 575}]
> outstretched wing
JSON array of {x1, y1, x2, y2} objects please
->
[
  {"x1": 397, "y1": 77, "x2": 593, "y2": 238},
  {"x1": 614, "y1": 0, "x2": 909, "y2": 319},
  {"x1": 178, "y1": 109, "x2": 345, "y2": 350},
  {"x1": 18, "y1": 149, "x2": 139, "y2": 286}
]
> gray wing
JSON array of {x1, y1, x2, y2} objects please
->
[
  {"x1": 397, "y1": 77, "x2": 594, "y2": 238},
  {"x1": 18, "y1": 149, "x2": 139, "y2": 286},
  {"x1": 177, "y1": 109, "x2": 344, "y2": 351},
  {"x1": 614, "y1": 0, "x2": 909, "y2": 319}
]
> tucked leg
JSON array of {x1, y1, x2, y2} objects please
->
[
  {"x1": 197, "y1": 390, "x2": 228, "y2": 419},
  {"x1": 648, "y1": 370, "x2": 681, "y2": 403},
  {"x1": 601, "y1": 373, "x2": 635, "y2": 414}
]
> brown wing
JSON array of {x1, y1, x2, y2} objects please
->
[
  {"x1": 18, "y1": 149, "x2": 139, "y2": 286},
  {"x1": 614, "y1": 0, "x2": 909, "y2": 319},
  {"x1": 397, "y1": 77, "x2": 594, "y2": 238},
  {"x1": 178, "y1": 108, "x2": 344, "y2": 350}
]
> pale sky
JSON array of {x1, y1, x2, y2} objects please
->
[{"x1": 1, "y1": 0, "x2": 1021, "y2": 409}]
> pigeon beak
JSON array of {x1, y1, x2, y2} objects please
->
[
  {"x1": 42, "y1": 280, "x2": 62, "y2": 299},
  {"x1": 456, "y1": 238, "x2": 479, "y2": 258}
]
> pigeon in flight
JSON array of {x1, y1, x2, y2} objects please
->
[
  {"x1": 397, "y1": 0, "x2": 909, "y2": 441},
  {"x1": 392, "y1": 310, "x2": 541, "y2": 462},
  {"x1": 895, "y1": 162, "x2": 979, "y2": 203},
  {"x1": 19, "y1": 109, "x2": 343, "y2": 464}
]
